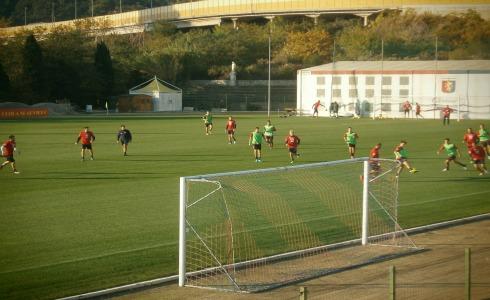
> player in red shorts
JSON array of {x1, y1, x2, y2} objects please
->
[
  {"x1": 225, "y1": 116, "x2": 237, "y2": 144},
  {"x1": 463, "y1": 128, "x2": 478, "y2": 160},
  {"x1": 468, "y1": 143, "x2": 488, "y2": 176},
  {"x1": 402, "y1": 101, "x2": 412, "y2": 118},
  {"x1": 369, "y1": 143, "x2": 382, "y2": 177},
  {"x1": 76, "y1": 126, "x2": 95, "y2": 161},
  {"x1": 1, "y1": 135, "x2": 20, "y2": 174},
  {"x1": 285, "y1": 130, "x2": 301, "y2": 164},
  {"x1": 442, "y1": 105, "x2": 453, "y2": 125}
]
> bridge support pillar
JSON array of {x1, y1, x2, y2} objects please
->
[
  {"x1": 355, "y1": 13, "x2": 372, "y2": 26},
  {"x1": 306, "y1": 14, "x2": 320, "y2": 25},
  {"x1": 232, "y1": 18, "x2": 238, "y2": 29}
]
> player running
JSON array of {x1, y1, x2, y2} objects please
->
[
  {"x1": 202, "y1": 111, "x2": 213, "y2": 135},
  {"x1": 76, "y1": 126, "x2": 95, "y2": 161},
  {"x1": 116, "y1": 125, "x2": 132, "y2": 156},
  {"x1": 436, "y1": 138, "x2": 467, "y2": 172},
  {"x1": 394, "y1": 140, "x2": 418, "y2": 177},
  {"x1": 285, "y1": 130, "x2": 301, "y2": 164},
  {"x1": 264, "y1": 120, "x2": 276, "y2": 149},
  {"x1": 1, "y1": 135, "x2": 20, "y2": 174},
  {"x1": 248, "y1": 127, "x2": 265, "y2": 162},
  {"x1": 415, "y1": 103, "x2": 423, "y2": 119},
  {"x1": 225, "y1": 116, "x2": 237, "y2": 144},
  {"x1": 468, "y1": 142, "x2": 488, "y2": 176},
  {"x1": 463, "y1": 128, "x2": 478, "y2": 160},
  {"x1": 442, "y1": 105, "x2": 453, "y2": 125},
  {"x1": 343, "y1": 127, "x2": 359, "y2": 159},
  {"x1": 369, "y1": 143, "x2": 382, "y2": 177},
  {"x1": 312, "y1": 100, "x2": 324, "y2": 117},
  {"x1": 477, "y1": 124, "x2": 490, "y2": 159}
]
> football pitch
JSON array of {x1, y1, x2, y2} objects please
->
[{"x1": 0, "y1": 114, "x2": 488, "y2": 300}]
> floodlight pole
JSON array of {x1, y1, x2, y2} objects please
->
[
  {"x1": 75, "y1": 0, "x2": 77, "y2": 19},
  {"x1": 51, "y1": 2, "x2": 55, "y2": 22},
  {"x1": 362, "y1": 160, "x2": 369, "y2": 245},
  {"x1": 24, "y1": 7, "x2": 27, "y2": 25},
  {"x1": 91, "y1": 0, "x2": 94, "y2": 17},
  {"x1": 267, "y1": 23, "x2": 271, "y2": 118}
]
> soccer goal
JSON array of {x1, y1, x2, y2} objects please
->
[{"x1": 179, "y1": 158, "x2": 422, "y2": 292}]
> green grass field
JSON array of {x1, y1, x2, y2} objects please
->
[{"x1": 0, "y1": 114, "x2": 488, "y2": 299}]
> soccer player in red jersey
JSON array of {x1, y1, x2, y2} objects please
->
[
  {"x1": 468, "y1": 143, "x2": 488, "y2": 176},
  {"x1": 1, "y1": 135, "x2": 20, "y2": 174},
  {"x1": 225, "y1": 116, "x2": 237, "y2": 144},
  {"x1": 441, "y1": 105, "x2": 453, "y2": 125},
  {"x1": 463, "y1": 128, "x2": 478, "y2": 159},
  {"x1": 76, "y1": 126, "x2": 95, "y2": 161},
  {"x1": 402, "y1": 101, "x2": 412, "y2": 118},
  {"x1": 369, "y1": 143, "x2": 382, "y2": 176},
  {"x1": 415, "y1": 103, "x2": 423, "y2": 119},
  {"x1": 285, "y1": 130, "x2": 301, "y2": 164},
  {"x1": 312, "y1": 100, "x2": 324, "y2": 118}
]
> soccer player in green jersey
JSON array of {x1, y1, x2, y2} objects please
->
[
  {"x1": 264, "y1": 120, "x2": 276, "y2": 149},
  {"x1": 248, "y1": 127, "x2": 265, "y2": 162},
  {"x1": 437, "y1": 138, "x2": 467, "y2": 172},
  {"x1": 478, "y1": 124, "x2": 490, "y2": 159},
  {"x1": 394, "y1": 140, "x2": 418, "y2": 177},
  {"x1": 202, "y1": 111, "x2": 213, "y2": 135},
  {"x1": 343, "y1": 127, "x2": 359, "y2": 159}
]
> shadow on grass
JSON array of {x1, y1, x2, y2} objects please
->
[{"x1": 404, "y1": 176, "x2": 490, "y2": 183}]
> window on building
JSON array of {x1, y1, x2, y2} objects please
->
[
  {"x1": 381, "y1": 103, "x2": 392, "y2": 111},
  {"x1": 332, "y1": 76, "x2": 342, "y2": 85},
  {"x1": 349, "y1": 89, "x2": 358, "y2": 97},
  {"x1": 349, "y1": 76, "x2": 357, "y2": 85},
  {"x1": 382, "y1": 76, "x2": 392, "y2": 85},
  {"x1": 365, "y1": 89, "x2": 375, "y2": 98},
  {"x1": 317, "y1": 77, "x2": 325, "y2": 85},
  {"x1": 332, "y1": 89, "x2": 342, "y2": 97},
  {"x1": 317, "y1": 89, "x2": 325, "y2": 97},
  {"x1": 365, "y1": 76, "x2": 375, "y2": 85},
  {"x1": 399, "y1": 76, "x2": 409, "y2": 85},
  {"x1": 399, "y1": 89, "x2": 409, "y2": 97},
  {"x1": 382, "y1": 89, "x2": 392, "y2": 96}
]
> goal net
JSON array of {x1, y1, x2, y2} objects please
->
[{"x1": 179, "y1": 158, "x2": 421, "y2": 292}]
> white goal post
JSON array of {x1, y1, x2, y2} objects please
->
[{"x1": 178, "y1": 158, "x2": 420, "y2": 292}]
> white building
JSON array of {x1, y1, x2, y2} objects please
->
[
  {"x1": 297, "y1": 60, "x2": 490, "y2": 119},
  {"x1": 129, "y1": 76, "x2": 182, "y2": 112}
]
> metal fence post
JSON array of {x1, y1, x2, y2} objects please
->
[
  {"x1": 389, "y1": 265, "x2": 396, "y2": 300},
  {"x1": 299, "y1": 286, "x2": 307, "y2": 300},
  {"x1": 465, "y1": 248, "x2": 471, "y2": 300}
]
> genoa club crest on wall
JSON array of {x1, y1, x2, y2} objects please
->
[{"x1": 441, "y1": 80, "x2": 456, "y2": 93}]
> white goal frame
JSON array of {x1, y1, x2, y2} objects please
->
[{"x1": 178, "y1": 157, "x2": 403, "y2": 288}]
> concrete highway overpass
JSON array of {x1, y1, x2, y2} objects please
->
[{"x1": 1, "y1": 0, "x2": 489, "y2": 37}]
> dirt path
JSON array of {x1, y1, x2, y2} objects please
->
[{"x1": 114, "y1": 220, "x2": 490, "y2": 300}]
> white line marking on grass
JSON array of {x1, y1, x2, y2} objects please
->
[
  {"x1": 0, "y1": 242, "x2": 176, "y2": 275},
  {"x1": 400, "y1": 191, "x2": 490, "y2": 207}
]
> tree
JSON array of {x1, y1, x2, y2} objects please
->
[
  {"x1": 93, "y1": 41, "x2": 114, "y2": 105},
  {"x1": 0, "y1": 61, "x2": 11, "y2": 99},
  {"x1": 22, "y1": 34, "x2": 45, "y2": 103}
]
